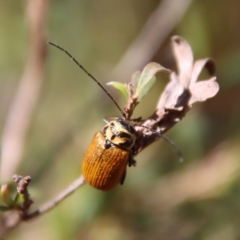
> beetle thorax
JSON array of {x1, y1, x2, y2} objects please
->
[{"x1": 103, "y1": 118, "x2": 136, "y2": 149}]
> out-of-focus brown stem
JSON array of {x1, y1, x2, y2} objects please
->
[
  {"x1": 0, "y1": 0, "x2": 48, "y2": 182},
  {"x1": 110, "y1": 0, "x2": 193, "y2": 82}
]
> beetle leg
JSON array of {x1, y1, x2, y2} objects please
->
[
  {"x1": 120, "y1": 170, "x2": 126, "y2": 185},
  {"x1": 128, "y1": 157, "x2": 136, "y2": 167},
  {"x1": 128, "y1": 152, "x2": 136, "y2": 167}
]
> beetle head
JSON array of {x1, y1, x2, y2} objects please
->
[{"x1": 103, "y1": 118, "x2": 136, "y2": 149}]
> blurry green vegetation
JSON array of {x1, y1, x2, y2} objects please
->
[{"x1": 1, "y1": 0, "x2": 240, "y2": 239}]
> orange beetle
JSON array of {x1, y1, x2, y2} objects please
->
[{"x1": 82, "y1": 118, "x2": 136, "y2": 190}]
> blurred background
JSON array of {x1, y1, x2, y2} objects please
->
[{"x1": 0, "y1": 0, "x2": 240, "y2": 239}]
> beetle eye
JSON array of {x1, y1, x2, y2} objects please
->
[{"x1": 111, "y1": 135, "x2": 116, "y2": 141}]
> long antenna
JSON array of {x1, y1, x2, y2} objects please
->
[
  {"x1": 48, "y1": 42, "x2": 125, "y2": 117},
  {"x1": 158, "y1": 132, "x2": 183, "y2": 162},
  {"x1": 140, "y1": 126, "x2": 183, "y2": 162},
  {"x1": 139, "y1": 124, "x2": 183, "y2": 162}
]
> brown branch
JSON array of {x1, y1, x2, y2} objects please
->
[
  {"x1": 0, "y1": 211, "x2": 21, "y2": 237},
  {"x1": 0, "y1": 0, "x2": 48, "y2": 182}
]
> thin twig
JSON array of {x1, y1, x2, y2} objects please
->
[{"x1": 24, "y1": 175, "x2": 85, "y2": 220}]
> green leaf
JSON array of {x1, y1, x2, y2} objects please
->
[
  {"x1": 131, "y1": 71, "x2": 141, "y2": 91},
  {"x1": 107, "y1": 81, "x2": 129, "y2": 100},
  {"x1": 0, "y1": 205, "x2": 10, "y2": 211},
  {"x1": 134, "y1": 62, "x2": 171, "y2": 101},
  {"x1": 13, "y1": 193, "x2": 24, "y2": 207}
]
